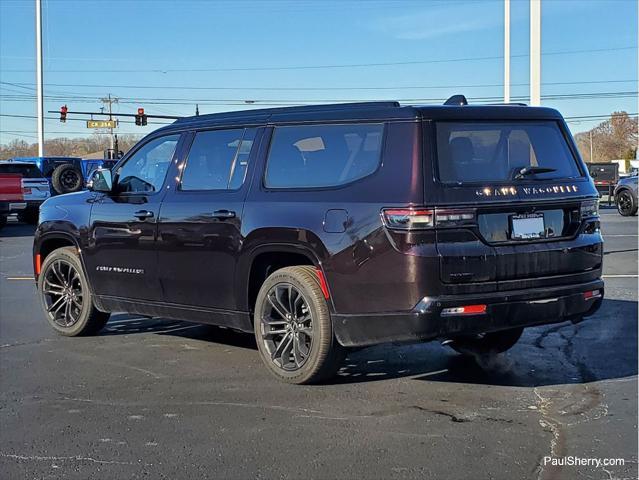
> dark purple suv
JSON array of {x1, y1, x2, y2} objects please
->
[{"x1": 33, "y1": 99, "x2": 603, "y2": 383}]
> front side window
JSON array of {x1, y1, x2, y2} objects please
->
[
  {"x1": 116, "y1": 134, "x2": 180, "y2": 193},
  {"x1": 180, "y1": 128, "x2": 256, "y2": 191},
  {"x1": 265, "y1": 123, "x2": 384, "y2": 188},
  {"x1": 435, "y1": 121, "x2": 581, "y2": 184}
]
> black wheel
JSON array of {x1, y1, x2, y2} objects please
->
[
  {"x1": 51, "y1": 164, "x2": 83, "y2": 194},
  {"x1": 17, "y1": 208, "x2": 38, "y2": 225},
  {"x1": 448, "y1": 327, "x2": 523, "y2": 356},
  {"x1": 616, "y1": 190, "x2": 638, "y2": 216},
  {"x1": 0, "y1": 215, "x2": 6, "y2": 230},
  {"x1": 254, "y1": 266, "x2": 344, "y2": 384},
  {"x1": 37, "y1": 247, "x2": 110, "y2": 336}
]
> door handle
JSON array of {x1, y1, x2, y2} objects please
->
[
  {"x1": 133, "y1": 210, "x2": 154, "y2": 219},
  {"x1": 211, "y1": 209, "x2": 236, "y2": 220}
]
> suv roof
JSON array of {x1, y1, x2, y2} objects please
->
[{"x1": 159, "y1": 100, "x2": 564, "y2": 134}]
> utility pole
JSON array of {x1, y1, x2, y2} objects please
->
[
  {"x1": 504, "y1": 0, "x2": 510, "y2": 103},
  {"x1": 590, "y1": 131, "x2": 594, "y2": 162},
  {"x1": 35, "y1": 0, "x2": 44, "y2": 156},
  {"x1": 530, "y1": 0, "x2": 541, "y2": 106},
  {"x1": 100, "y1": 94, "x2": 118, "y2": 152}
]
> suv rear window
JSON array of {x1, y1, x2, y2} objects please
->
[
  {"x1": 265, "y1": 123, "x2": 383, "y2": 188},
  {"x1": 435, "y1": 121, "x2": 581, "y2": 183},
  {"x1": 0, "y1": 164, "x2": 44, "y2": 178}
]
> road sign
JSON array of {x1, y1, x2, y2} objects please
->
[{"x1": 87, "y1": 120, "x2": 117, "y2": 129}]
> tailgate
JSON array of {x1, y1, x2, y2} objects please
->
[
  {"x1": 0, "y1": 174, "x2": 24, "y2": 201},
  {"x1": 477, "y1": 201, "x2": 601, "y2": 281}
]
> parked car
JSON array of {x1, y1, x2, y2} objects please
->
[
  {"x1": 7, "y1": 157, "x2": 118, "y2": 195},
  {"x1": 0, "y1": 173, "x2": 26, "y2": 230},
  {"x1": 33, "y1": 98, "x2": 603, "y2": 383},
  {"x1": 0, "y1": 161, "x2": 51, "y2": 224},
  {"x1": 614, "y1": 175, "x2": 638, "y2": 216}
]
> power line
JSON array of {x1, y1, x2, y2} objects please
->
[
  {"x1": 2, "y1": 46, "x2": 635, "y2": 73},
  {"x1": 3, "y1": 78, "x2": 637, "y2": 93},
  {"x1": 1, "y1": 91, "x2": 637, "y2": 106}
]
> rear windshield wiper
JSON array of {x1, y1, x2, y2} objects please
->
[{"x1": 512, "y1": 166, "x2": 557, "y2": 180}]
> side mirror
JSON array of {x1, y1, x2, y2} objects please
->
[{"x1": 88, "y1": 168, "x2": 113, "y2": 192}]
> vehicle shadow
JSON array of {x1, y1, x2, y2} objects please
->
[
  {"x1": 102, "y1": 298, "x2": 637, "y2": 387},
  {"x1": 102, "y1": 314, "x2": 257, "y2": 350}
]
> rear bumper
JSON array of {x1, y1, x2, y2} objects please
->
[
  {"x1": 24, "y1": 200, "x2": 46, "y2": 209},
  {"x1": 1, "y1": 202, "x2": 27, "y2": 214},
  {"x1": 333, "y1": 279, "x2": 604, "y2": 347}
]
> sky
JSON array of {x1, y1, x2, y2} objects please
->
[{"x1": 0, "y1": 0, "x2": 637, "y2": 146}]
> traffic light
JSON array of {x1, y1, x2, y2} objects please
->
[
  {"x1": 60, "y1": 105, "x2": 68, "y2": 123},
  {"x1": 135, "y1": 107, "x2": 147, "y2": 126}
]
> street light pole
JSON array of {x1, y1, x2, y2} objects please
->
[
  {"x1": 530, "y1": 0, "x2": 541, "y2": 106},
  {"x1": 35, "y1": 0, "x2": 44, "y2": 156},
  {"x1": 504, "y1": 0, "x2": 510, "y2": 103}
]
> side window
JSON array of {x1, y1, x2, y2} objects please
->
[
  {"x1": 116, "y1": 135, "x2": 180, "y2": 193},
  {"x1": 180, "y1": 128, "x2": 256, "y2": 191},
  {"x1": 264, "y1": 123, "x2": 384, "y2": 188}
]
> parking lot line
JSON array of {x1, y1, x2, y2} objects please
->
[
  {"x1": 6, "y1": 277, "x2": 34, "y2": 281},
  {"x1": 602, "y1": 274, "x2": 638, "y2": 278}
]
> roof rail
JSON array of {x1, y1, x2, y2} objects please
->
[
  {"x1": 444, "y1": 95, "x2": 468, "y2": 106},
  {"x1": 174, "y1": 101, "x2": 401, "y2": 123},
  {"x1": 486, "y1": 102, "x2": 528, "y2": 107}
]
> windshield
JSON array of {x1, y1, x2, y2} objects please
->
[
  {"x1": 435, "y1": 121, "x2": 582, "y2": 183},
  {"x1": 0, "y1": 164, "x2": 44, "y2": 178}
]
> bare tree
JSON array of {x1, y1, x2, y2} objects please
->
[{"x1": 575, "y1": 111, "x2": 638, "y2": 162}]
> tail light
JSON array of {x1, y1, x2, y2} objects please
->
[
  {"x1": 382, "y1": 208, "x2": 476, "y2": 230},
  {"x1": 382, "y1": 209, "x2": 434, "y2": 230},
  {"x1": 580, "y1": 199, "x2": 599, "y2": 219}
]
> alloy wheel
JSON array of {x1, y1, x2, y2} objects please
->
[
  {"x1": 617, "y1": 191, "x2": 633, "y2": 215},
  {"x1": 61, "y1": 170, "x2": 80, "y2": 189},
  {"x1": 42, "y1": 259, "x2": 84, "y2": 327},
  {"x1": 260, "y1": 283, "x2": 313, "y2": 371}
]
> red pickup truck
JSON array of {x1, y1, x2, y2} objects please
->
[{"x1": 0, "y1": 174, "x2": 26, "y2": 230}]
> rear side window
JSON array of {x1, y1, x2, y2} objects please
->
[
  {"x1": 181, "y1": 128, "x2": 256, "y2": 191},
  {"x1": 265, "y1": 123, "x2": 384, "y2": 188},
  {"x1": 0, "y1": 164, "x2": 43, "y2": 178},
  {"x1": 435, "y1": 121, "x2": 581, "y2": 183}
]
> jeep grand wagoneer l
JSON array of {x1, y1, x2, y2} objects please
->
[{"x1": 34, "y1": 98, "x2": 603, "y2": 383}]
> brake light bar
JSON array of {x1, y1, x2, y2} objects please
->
[
  {"x1": 382, "y1": 208, "x2": 476, "y2": 230},
  {"x1": 434, "y1": 209, "x2": 476, "y2": 227},
  {"x1": 441, "y1": 304, "x2": 487, "y2": 316}
]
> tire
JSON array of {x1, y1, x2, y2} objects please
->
[
  {"x1": 0, "y1": 215, "x2": 6, "y2": 230},
  {"x1": 448, "y1": 327, "x2": 523, "y2": 356},
  {"x1": 616, "y1": 190, "x2": 638, "y2": 216},
  {"x1": 254, "y1": 265, "x2": 345, "y2": 384},
  {"x1": 17, "y1": 208, "x2": 39, "y2": 225},
  {"x1": 37, "y1": 246, "x2": 110, "y2": 336},
  {"x1": 51, "y1": 164, "x2": 83, "y2": 194}
]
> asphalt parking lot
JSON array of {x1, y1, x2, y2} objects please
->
[{"x1": 0, "y1": 209, "x2": 637, "y2": 480}]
